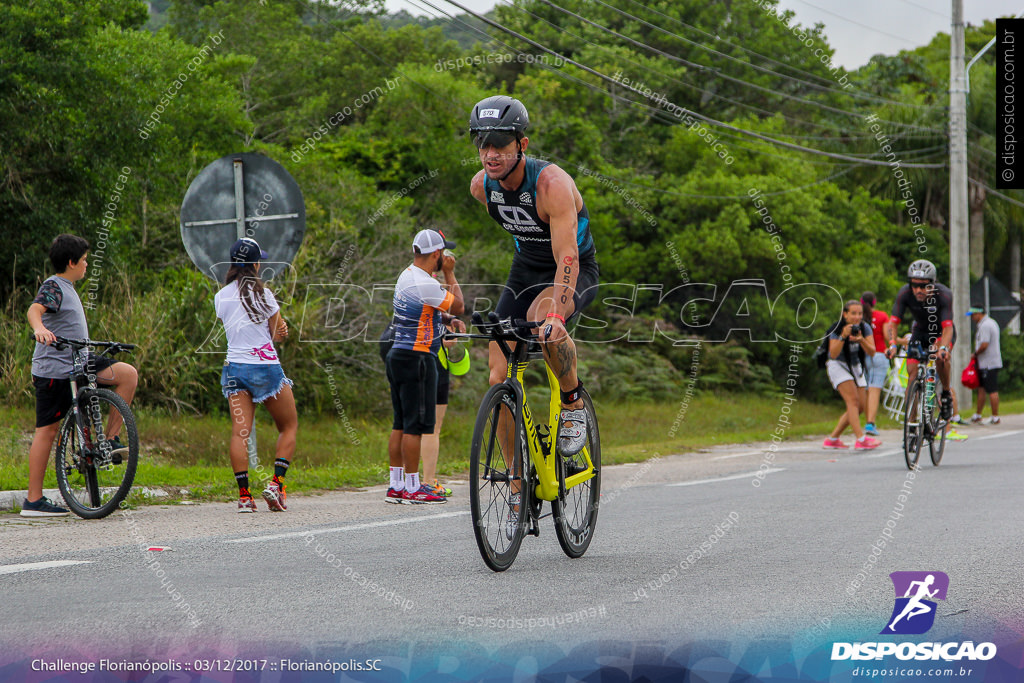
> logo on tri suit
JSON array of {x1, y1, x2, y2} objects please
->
[
  {"x1": 489, "y1": 190, "x2": 504, "y2": 204},
  {"x1": 519, "y1": 192, "x2": 533, "y2": 205},
  {"x1": 497, "y1": 205, "x2": 544, "y2": 234}
]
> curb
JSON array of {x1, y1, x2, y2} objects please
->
[{"x1": 0, "y1": 487, "x2": 173, "y2": 513}]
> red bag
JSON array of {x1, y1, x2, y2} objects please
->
[{"x1": 961, "y1": 357, "x2": 980, "y2": 389}]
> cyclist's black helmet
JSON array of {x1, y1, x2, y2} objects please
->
[
  {"x1": 907, "y1": 259, "x2": 937, "y2": 282},
  {"x1": 469, "y1": 96, "x2": 529, "y2": 139}
]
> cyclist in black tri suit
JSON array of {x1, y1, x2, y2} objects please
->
[
  {"x1": 468, "y1": 95, "x2": 599, "y2": 457},
  {"x1": 883, "y1": 259, "x2": 956, "y2": 420}
]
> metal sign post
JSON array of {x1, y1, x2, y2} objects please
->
[{"x1": 180, "y1": 153, "x2": 306, "y2": 469}]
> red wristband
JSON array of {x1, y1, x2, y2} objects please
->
[{"x1": 546, "y1": 313, "x2": 565, "y2": 323}]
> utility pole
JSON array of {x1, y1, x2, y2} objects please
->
[{"x1": 950, "y1": 0, "x2": 970, "y2": 409}]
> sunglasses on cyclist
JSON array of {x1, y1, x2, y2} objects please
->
[
  {"x1": 909, "y1": 281, "x2": 932, "y2": 290},
  {"x1": 473, "y1": 130, "x2": 517, "y2": 149}
]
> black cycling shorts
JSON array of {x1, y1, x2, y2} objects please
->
[
  {"x1": 386, "y1": 348, "x2": 438, "y2": 436},
  {"x1": 494, "y1": 256, "x2": 600, "y2": 324},
  {"x1": 907, "y1": 325, "x2": 957, "y2": 363}
]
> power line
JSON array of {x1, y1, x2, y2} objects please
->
[
  {"x1": 891, "y1": 0, "x2": 948, "y2": 19},
  {"x1": 788, "y1": 0, "x2": 920, "y2": 44},
  {"x1": 431, "y1": 0, "x2": 945, "y2": 166},
  {"x1": 588, "y1": 0, "x2": 940, "y2": 111},
  {"x1": 534, "y1": 0, "x2": 945, "y2": 134},
  {"x1": 971, "y1": 179, "x2": 1024, "y2": 210}
]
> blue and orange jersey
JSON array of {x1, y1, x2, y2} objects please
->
[{"x1": 391, "y1": 265, "x2": 456, "y2": 355}]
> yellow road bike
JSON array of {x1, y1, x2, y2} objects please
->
[{"x1": 457, "y1": 313, "x2": 601, "y2": 572}]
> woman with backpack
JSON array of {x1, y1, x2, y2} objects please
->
[{"x1": 823, "y1": 299, "x2": 881, "y2": 450}]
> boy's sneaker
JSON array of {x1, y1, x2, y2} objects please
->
[
  {"x1": 430, "y1": 479, "x2": 453, "y2": 497},
  {"x1": 864, "y1": 423, "x2": 879, "y2": 436},
  {"x1": 20, "y1": 496, "x2": 70, "y2": 517},
  {"x1": 969, "y1": 413, "x2": 984, "y2": 424},
  {"x1": 402, "y1": 484, "x2": 447, "y2": 504},
  {"x1": 984, "y1": 416, "x2": 1001, "y2": 425},
  {"x1": 262, "y1": 480, "x2": 287, "y2": 511},
  {"x1": 822, "y1": 437, "x2": 849, "y2": 449},
  {"x1": 385, "y1": 487, "x2": 406, "y2": 504},
  {"x1": 855, "y1": 436, "x2": 881, "y2": 450},
  {"x1": 238, "y1": 494, "x2": 257, "y2": 513}
]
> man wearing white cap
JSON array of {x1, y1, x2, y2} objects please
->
[
  {"x1": 385, "y1": 229, "x2": 465, "y2": 503},
  {"x1": 967, "y1": 305, "x2": 1002, "y2": 424}
]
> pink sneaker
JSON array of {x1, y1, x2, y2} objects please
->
[
  {"x1": 855, "y1": 436, "x2": 881, "y2": 450},
  {"x1": 823, "y1": 438, "x2": 849, "y2": 449}
]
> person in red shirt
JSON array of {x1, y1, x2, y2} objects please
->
[{"x1": 860, "y1": 292, "x2": 889, "y2": 436}]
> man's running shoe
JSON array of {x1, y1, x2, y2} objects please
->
[
  {"x1": 864, "y1": 423, "x2": 879, "y2": 436},
  {"x1": 108, "y1": 435, "x2": 129, "y2": 457},
  {"x1": 854, "y1": 436, "x2": 881, "y2": 450},
  {"x1": 822, "y1": 437, "x2": 849, "y2": 449},
  {"x1": 949, "y1": 414, "x2": 965, "y2": 425},
  {"x1": 940, "y1": 390, "x2": 953, "y2": 420},
  {"x1": 238, "y1": 495, "x2": 257, "y2": 513},
  {"x1": 984, "y1": 416, "x2": 1001, "y2": 425},
  {"x1": 969, "y1": 413, "x2": 984, "y2": 424},
  {"x1": 430, "y1": 479, "x2": 453, "y2": 497},
  {"x1": 402, "y1": 484, "x2": 447, "y2": 504},
  {"x1": 385, "y1": 487, "x2": 406, "y2": 504},
  {"x1": 20, "y1": 496, "x2": 70, "y2": 517},
  {"x1": 506, "y1": 493, "x2": 521, "y2": 541},
  {"x1": 558, "y1": 408, "x2": 588, "y2": 456},
  {"x1": 262, "y1": 480, "x2": 287, "y2": 511},
  {"x1": 946, "y1": 428, "x2": 968, "y2": 441}
]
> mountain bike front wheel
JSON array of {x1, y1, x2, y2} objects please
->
[
  {"x1": 552, "y1": 387, "x2": 601, "y2": 558},
  {"x1": 469, "y1": 384, "x2": 529, "y2": 572},
  {"x1": 54, "y1": 388, "x2": 139, "y2": 519}
]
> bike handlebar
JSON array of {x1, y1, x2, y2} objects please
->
[{"x1": 32, "y1": 334, "x2": 136, "y2": 355}]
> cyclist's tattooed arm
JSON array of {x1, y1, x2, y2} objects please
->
[{"x1": 537, "y1": 166, "x2": 580, "y2": 321}]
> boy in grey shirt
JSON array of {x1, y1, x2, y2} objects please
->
[{"x1": 24, "y1": 235, "x2": 139, "y2": 516}]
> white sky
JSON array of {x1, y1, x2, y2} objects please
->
[{"x1": 385, "y1": 0, "x2": 1017, "y2": 69}]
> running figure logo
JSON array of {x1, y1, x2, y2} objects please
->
[{"x1": 881, "y1": 571, "x2": 949, "y2": 635}]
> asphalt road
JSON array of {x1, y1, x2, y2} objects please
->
[{"x1": 2, "y1": 418, "x2": 1023, "y2": 679}]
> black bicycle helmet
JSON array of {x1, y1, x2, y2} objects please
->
[
  {"x1": 469, "y1": 95, "x2": 529, "y2": 138},
  {"x1": 907, "y1": 259, "x2": 937, "y2": 282},
  {"x1": 469, "y1": 96, "x2": 530, "y2": 181}
]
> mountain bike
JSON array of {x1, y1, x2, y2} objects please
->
[
  {"x1": 899, "y1": 342, "x2": 947, "y2": 470},
  {"x1": 49, "y1": 336, "x2": 140, "y2": 518},
  {"x1": 455, "y1": 313, "x2": 601, "y2": 572}
]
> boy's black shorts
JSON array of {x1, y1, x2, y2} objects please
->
[{"x1": 33, "y1": 355, "x2": 116, "y2": 428}]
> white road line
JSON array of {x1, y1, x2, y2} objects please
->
[
  {"x1": 864, "y1": 448, "x2": 902, "y2": 460},
  {"x1": 0, "y1": 560, "x2": 91, "y2": 576},
  {"x1": 224, "y1": 511, "x2": 471, "y2": 544},
  {"x1": 667, "y1": 468, "x2": 785, "y2": 487},
  {"x1": 977, "y1": 429, "x2": 1024, "y2": 441},
  {"x1": 710, "y1": 448, "x2": 804, "y2": 461}
]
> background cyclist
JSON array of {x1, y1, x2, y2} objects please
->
[{"x1": 883, "y1": 259, "x2": 956, "y2": 421}]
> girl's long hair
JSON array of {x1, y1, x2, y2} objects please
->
[
  {"x1": 225, "y1": 263, "x2": 270, "y2": 323},
  {"x1": 860, "y1": 291, "x2": 876, "y2": 324}
]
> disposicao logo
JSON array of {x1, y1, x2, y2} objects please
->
[
  {"x1": 831, "y1": 571, "x2": 997, "y2": 663},
  {"x1": 882, "y1": 570, "x2": 948, "y2": 635}
]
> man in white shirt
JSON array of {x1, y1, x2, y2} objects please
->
[{"x1": 967, "y1": 305, "x2": 1002, "y2": 425}]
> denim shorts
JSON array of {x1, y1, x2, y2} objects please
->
[
  {"x1": 863, "y1": 352, "x2": 890, "y2": 389},
  {"x1": 221, "y1": 362, "x2": 293, "y2": 403}
]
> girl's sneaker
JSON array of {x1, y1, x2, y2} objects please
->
[
  {"x1": 864, "y1": 423, "x2": 879, "y2": 436},
  {"x1": 430, "y1": 479, "x2": 453, "y2": 497},
  {"x1": 822, "y1": 437, "x2": 849, "y2": 449},
  {"x1": 855, "y1": 436, "x2": 881, "y2": 450}
]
